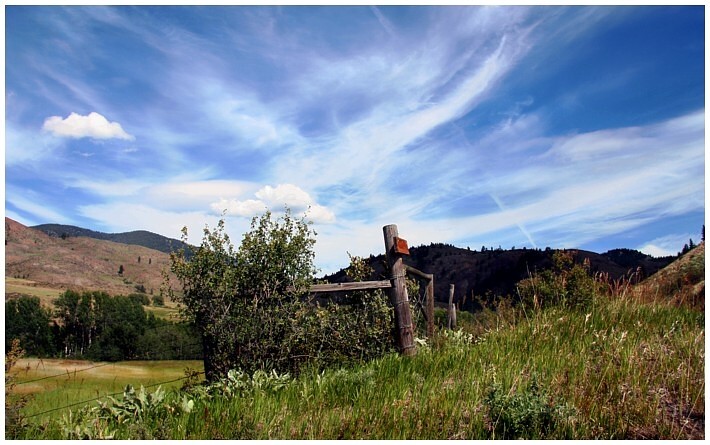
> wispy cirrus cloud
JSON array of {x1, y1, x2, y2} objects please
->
[{"x1": 6, "y1": 6, "x2": 704, "y2": 273}]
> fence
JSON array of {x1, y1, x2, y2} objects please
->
[{"x1": 305, "y1": 224, "x2": 435, "y2": 356}]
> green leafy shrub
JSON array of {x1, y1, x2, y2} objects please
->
[
  {"x1": 517, "y1": 251, "x2": 599, "y2": 311},
  {"x1": 168, "y1": 210, "x2": 395, "y2": 380},
  {"x1": 485, "y1": 374, "x2": 574, "y2": 439}
]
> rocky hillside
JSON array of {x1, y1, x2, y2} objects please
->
[{"x1": 5, "y1": 218, "x2": 174, "y2": 297}]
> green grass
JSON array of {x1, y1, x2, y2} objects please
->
[
  {"x1": 10, "y1": 359, "x2": 204, "y2": 423},
  {"x1": 14, "y1": 292, "x2": 703, "y2": 439},
  {"x1": 143, "y1": 304, "x2": 182, "y2": 320}
]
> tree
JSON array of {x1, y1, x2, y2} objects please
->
[
  {"x1": 54, "y1": 291, "x2": 150, "y2": 361},
  {"x1": 118, "y1": 265, "x2": 124, "y2": 276},
  {"x1": 5, "y1": 297, "x2": 55, "y2": 356}
]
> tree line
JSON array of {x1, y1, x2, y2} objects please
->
[{"x1": 5, "y1": 291, "x2": 202, "y2": 361}]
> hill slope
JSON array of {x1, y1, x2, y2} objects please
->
[
  {"x1": 6, "y1": 218, "x2": 174, "y2": 298},
  {"x1": 31, "y1": 223, "x2": 190, "y2": 254}
]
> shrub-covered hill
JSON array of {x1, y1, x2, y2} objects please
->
[{"x1": 323, "y1": 244, "x2": 675, "y2": 309}]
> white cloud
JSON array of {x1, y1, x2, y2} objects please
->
[
  {"x1": 42, "y1": 112, "x2": 134, "y2": 140},
  {"x1": 212, "y1": 184, "x2": 336, "y2": 224},
  {"x1": 638, "y1": 234, "x2": 696, "y2": 258},
  {"x1": 305, "y1": 204, "x2": 336, "y2": 225},
  {"x1": 211, "y1": 198, "x2": 267, "y2": 218},
  {"x1": 256, "y1": 184, "x2": 312, "y2": 209}
]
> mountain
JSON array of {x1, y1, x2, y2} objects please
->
[
  {"x1": 10, "y1": 218, "x2": 677, "y2": 311},
  {"x1": 6, "y1": 218, "x2": 175, "y2": 297},
  {"x1": 322, "y1": 243, "x2": 675, "y2": 310},
  {"x1": 31, "y1": 223, "x2": 190, "y2": 254}
]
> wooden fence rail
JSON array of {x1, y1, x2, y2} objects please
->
[
  {"x1": 295, "y1": 225, "x2": 437, "y2": 355},
  {"x1": 307, "y1": 280, "x2": 392, "y2": 293}
]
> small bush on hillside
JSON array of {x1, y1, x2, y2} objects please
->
[{"x1": 516, "y1": 251, "x2": 599, "y2": 311}]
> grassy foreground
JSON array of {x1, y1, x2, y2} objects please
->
[{"x1": 12, "y1": 289, "x2": 703, "y2": 440}]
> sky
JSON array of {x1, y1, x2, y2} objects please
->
[{"x1": 4, "y1": 5, "x2": 706, "y2": 274}]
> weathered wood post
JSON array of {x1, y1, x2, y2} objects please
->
[
  {"x1": 447, "y1": 284, "x2": 457, "y2": 330},
  {"x1": 383, "y1": 224, "x2": 416, "y2": 356},
  {"x1": 426, "y1": 275, "x2": 435, "y2": 338}
]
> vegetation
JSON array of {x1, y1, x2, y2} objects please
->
[
  {"x1": 168, "y1": 211, "x2": 395, "y2": 380},
  {"x1": 8, "y1": 358, "x2": 203, "y2": 425},
  {"x1": 11, "y1": 283, "x2": 703, "y2": 439},
  {"x1": 6, "y1": 291, "x2": 202, "y2": 362},
  {"x1": 5, "y1": 296, "x2": 55, "y2": 356},
  {"x1": 6, "y1": 214, "x2": 704, "y2": 439}
]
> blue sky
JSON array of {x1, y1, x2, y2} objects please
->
[{"x1": 4, "y1": 6, "x2": 705, "y2": 274}]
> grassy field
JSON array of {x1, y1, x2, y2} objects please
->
[
  {"x1": 9, "y1": 359, "x2": 204, "y2": 422},
  {"x1": 143, "y1": 303, "x2": 182, "y2": 320},
  {"x1": 11, "y1": 291, "x2": 703, "y2": 439},
  {"x1": 4, "y1": 278, "x2": 63, "y2": 307}
]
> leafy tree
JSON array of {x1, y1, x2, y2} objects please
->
[
  {"x1": 54, "y1": 291, "x2": 151, "y2": 361},
  {"x1": 5, "y1": 297, "x2": 55, "y2": 356},
  {"x1": 134, "y1": 321, "x2": 203, "y2": 360},
  {"x1": 118, "y1": 265, "x2": 124, "y2": 276},
  {"x1": 87, "y1": 295, "x2": 148, "y2": 361}
]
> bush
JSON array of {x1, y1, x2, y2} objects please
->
[
  {"x1": 517, "y1": 251, "x2": 598, "y2": 311},
  {"x1": 485, "y1": 374, "x2": 573, "y2": 439},
  {"x1": 127, "y1": 293, "x2": 150, "y2": 306},
  {"x1": 169, "y1": 210, "x2": 395, "y2": 380}
]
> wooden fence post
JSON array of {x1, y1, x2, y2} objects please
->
[
  {"x1": 383, "y1": 224, "x2": 416, "y2": 356},
  {"x1": 426, "y1": 276, "x2": 435, "y2": 338},
  {"x1": 447, "y1": 284, "x2": 457, "y2": 330}
]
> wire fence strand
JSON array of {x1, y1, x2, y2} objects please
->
[{"x1": 24, "y1": 370, "x2": 206, "y2": 419}]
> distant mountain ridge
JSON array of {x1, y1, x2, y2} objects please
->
[
  {"x1": 323, "y1": 243, "x2": 675, "y2": 309},
  {"x1": 31, "y1": 223, "x2": 190, "y2": 254}
]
